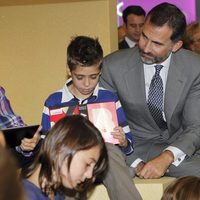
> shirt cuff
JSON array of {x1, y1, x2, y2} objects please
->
[
  {"x1": 120, "y1": 138, "x2": 134, "y2": 155},
  {"x1": 130, "y1": 158, "x2": 143, "y2": 168},
  {"x1": 15, "y1": 146, "x2": 33, "y2": 157},
  {"x1": 164, "y1": 146, "x2": 186, "y2": 167}
]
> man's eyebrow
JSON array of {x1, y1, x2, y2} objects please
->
[
  {"x1": 152, "y1": 40, "x2": 164, "y2": 45},
  {"x1": 142, "y1": 31, "x2": 164, "y2": 46}
]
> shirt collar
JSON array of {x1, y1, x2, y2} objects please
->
[
  {"x1": 125, "y1": 36, "x2": 137, "y2": 48},
  {"x1": 61, "y1": 78, "x2": 99, "y2": 103}
]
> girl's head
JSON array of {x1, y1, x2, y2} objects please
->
[
  {"x1": 29, "y1": 115, "x2": 108, "y2": 196},
  {"x1": 161, "y1": 176, "x2": 200, "y2": 200}
]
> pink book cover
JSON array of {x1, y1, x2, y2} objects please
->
[
  {"x1": 87, "y1": 102, "x2": 119, "y2": 144},
  {"x1": 49, "y1": 105, "x2": 79, "y2": 127}
]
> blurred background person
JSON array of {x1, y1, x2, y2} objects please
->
[
  {"x1": 0, "y1": 146, "x2": 25, "y2": 200},
  {"x1": 0, "y1": 86, "x2": 41, "y2": 168},
  {"x1": 118, "y1": 25, "x2": 126, "y2": 42},
  {"x1": 0, "y1": 131, "x2": 6, "y2": 147},
  {"x1": 183, "y1": 21, "x2": 200, "y2": 55},
  {"x1": 161, "y1": 176, "x2": 200, "y2": 200},
  {"x1": 0, "y1": 86, "x2": 24, "y2": 128},
  {"x1": 119, "y1": 5, "x2": 146, "y2": 49}
]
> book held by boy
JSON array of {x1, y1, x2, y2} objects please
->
[{"x1": 49, "y1": 102, "x2": 119, "y2": 144}]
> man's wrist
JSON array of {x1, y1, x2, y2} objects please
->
[
  {"x1": 130, "y1": 158, "x2": 143, "y2": 168},
  {"x1": 162, "y1": 150, "x2": 174, "y2": 165}
]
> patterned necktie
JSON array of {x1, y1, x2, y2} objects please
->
[{"x1": 147, "y1": 65, "x2": 167, "y2": 130}]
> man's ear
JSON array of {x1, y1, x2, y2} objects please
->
[{"x1": 172, "y1": 40, "x2": 183, "y2": 52}]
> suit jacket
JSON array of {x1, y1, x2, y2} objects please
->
[
  {"x1": 118, "y1": 39, "x2": 130, "y2": 49},
  {"x1": 100, "y1": 47, "x2": 200, "y2": 163}
]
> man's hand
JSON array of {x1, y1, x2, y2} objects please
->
[
  {"x1": 136, "y1": 150, "x2": 174, "y2": 179},
  {"x1": 135, "y1": 161, "x2": 145, "y2": 175},
  {"x1": 20, "y1": 125, "x2": 42, "y2": 151}
]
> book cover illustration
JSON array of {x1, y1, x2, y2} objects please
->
[
  {"x1": 87, "y1": 102, "x2": 119, "y2": 144},
  {"x1": 49, "y1": 105, "x2": 79, "y2": 127}
]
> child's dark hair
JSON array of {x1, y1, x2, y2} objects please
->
[
  {"x1": 161, "y1": 176, "x2": 200, "y2": 200},
  {"x1": 67, "y1": 36, "x2": 103, "y2": 71},
  {"x1": 24, "y1": 115, "x2": 108, "y2": 197}
]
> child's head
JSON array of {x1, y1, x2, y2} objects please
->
[
  {"x1": 67, "y1": 35, "x2": 103, "y2": 71},
  {"x1": 28, "y1": 115, "x2": 108, "y2": 196},
  {"x1": 161, "y1": 176, "x2": 200, "y2": 200},
  {"x1": 66, "y1": 36, "x2": 103, "y2": 99}
]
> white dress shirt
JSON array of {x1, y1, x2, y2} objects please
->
[{"x1": 125, "y1": 36, "x2": 137, "y2": 48}]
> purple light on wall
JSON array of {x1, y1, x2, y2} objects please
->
[{"x1": 117, "y1": 0, "x2": 196, "y2": 26}]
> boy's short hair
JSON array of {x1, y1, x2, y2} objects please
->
[{"x1": 67, "y1": 36, "x2": 103, "y2": 71}]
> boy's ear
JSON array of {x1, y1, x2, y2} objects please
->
[{"x1": 66, "y1": 66, "x2": 71, "y2": 76}]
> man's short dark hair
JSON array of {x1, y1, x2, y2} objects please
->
[
  {"x1": 146, "y1": 2, "x2": 186, "y2": 42},
  {"x1": 67, "y1": 36, "x2": 103, "y2": 71},
  {"x1": 122, "y1": 5, "x2": 146, "y2": 24}
]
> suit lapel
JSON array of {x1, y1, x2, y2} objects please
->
[
  {"x1": 124, "y1": 59, "x2": 145, "y2": 103},
  {"x1": 123, "y1": 52, "x2": 187, "y2": 129},
  {"x1": 164, "y1": 57, "x2": 186, "y2": 123},
  {"x1": 123, "y1": 56, "x2": 158, "y2": 126}
]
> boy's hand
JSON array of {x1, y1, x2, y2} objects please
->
[
  {"x1": 20, "y1": 125, "x2": 42, "y2": 151},
  {"x1": 111, "y1": 126, "x2": 128, "y2": 147}
]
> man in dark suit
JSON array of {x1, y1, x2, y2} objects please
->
[
  {"x1": 119, "y1": 5, "x2": 145, "y2": 49},
  {"x1": 101, "y1": 2, "x2": 200, "y2": 179}
]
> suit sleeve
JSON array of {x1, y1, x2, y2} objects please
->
[
  {"x1": 100, "y1": 58, "x2": 117, "y2": 93},
  {"x1": 170, "y1": 72, "x2": 200, "y2": 156}
]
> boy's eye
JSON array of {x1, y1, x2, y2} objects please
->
[
  {"x1": 76, "y1": 76, "x2": 83, "y2": 80},
  {"x1": 90, "y1": 75, "x2": 98, "y2": 80}
]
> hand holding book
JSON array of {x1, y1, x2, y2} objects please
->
[
  {"x1": 111, "y1": 126, "x2": 128, "y2": 147},
  {"x1": 20, "y1": 125, "x2": 42, "y2": 151}
]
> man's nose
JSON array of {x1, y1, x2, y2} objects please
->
[
  {"x1": 143, "y1": 41, "x2": 152, "y2": 53},
  {"x1": 135, "y1": 25, "x2": 140, "y2": 32}
]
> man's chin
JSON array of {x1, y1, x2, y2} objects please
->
[{"x1": 140, "y1": 56, "x2": 155, "y2": 65}]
